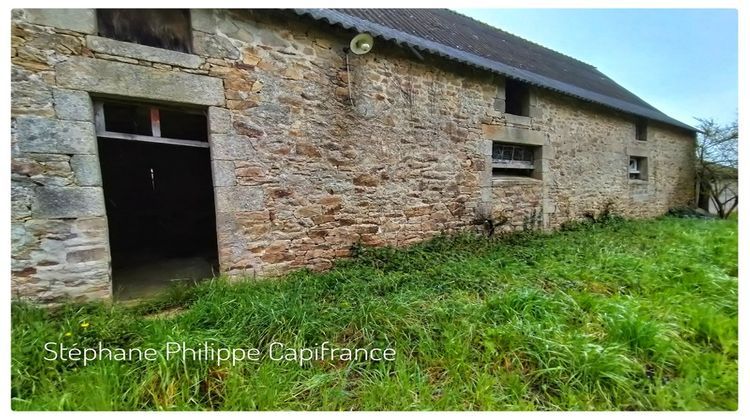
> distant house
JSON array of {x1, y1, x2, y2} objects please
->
[{"x1": 11, "y1": 9, "x2": 696, "y2": 302}]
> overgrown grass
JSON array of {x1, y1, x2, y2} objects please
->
[{"x1": 11, "y1": 216, "x2": 737, "y2": 410}]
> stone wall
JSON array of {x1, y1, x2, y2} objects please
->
[
  {"x1": 490, "y1": 178, "x2": 544, "y2": 233},
  {"x1": 535, "y1": 91, "x2": 696, "y2": 226},
  {"x1": 10, "y1": 9, "x2": 696, "y2": 302},
  {"x1": 12, "y1": 11, "x2": 109, "y2": 302},
  {"x1": 199, "y1": 10, "x2": 499, "y2": 277}
]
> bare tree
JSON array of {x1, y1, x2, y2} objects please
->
[{"x1": 695, "y1": 118, "x2": 738, "y2": 218}]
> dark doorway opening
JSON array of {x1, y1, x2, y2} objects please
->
[{"x1": 98, "y1": 137, "x2": 218, "y2": 300}]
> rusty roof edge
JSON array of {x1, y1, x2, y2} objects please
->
[{"x1": 293, "y1": 8, "x2": 696, "y2": 132}]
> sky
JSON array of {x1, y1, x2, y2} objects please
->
[{"x1": 455, "y1": 8, "x2": 738, "y2": 127}]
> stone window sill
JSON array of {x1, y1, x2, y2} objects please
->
[
  {"x1": 504, "y1": 113, "x2": 532, "y2": 128},
  {"x1": 86, "y1": 35, "x2": 203, "y2": 69},
  {"x1": 492, "y1": 176, "x2": 542, "y2": 186},
  {"x1": 628, "y1": 179, "x2": 649, "y2": 185}
]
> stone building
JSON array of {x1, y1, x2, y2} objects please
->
[{"x1": 10, "y1": 9, "x2": 696, "y2": 302}]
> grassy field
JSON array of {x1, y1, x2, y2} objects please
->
[{"x1": 11, "y1": 216, "x2": 737, "y2": 410}]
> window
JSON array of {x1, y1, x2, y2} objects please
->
[
  {"x1": 96, "y1": 9, "x2": 192, "y2": 53},
  {"x1": 635, "y1": 118, "x2": 648, "y2": 141},
  {"x1": 94, "y1": 100, "x2": 208, "y2": 148},
  {"x1": 492, "y1": 142, "x2": 535, "y2": 177},
  {"x1": 505, "y1": 79, "x2": 530, "y2": 117},
  {"x1": 629, "y1": 156, "x2": 648, "y2": 180}
]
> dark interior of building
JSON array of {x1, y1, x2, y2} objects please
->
[
  {"x1": 504, "y1": 79, "x2": 530, "y2": 117},
  {"x1": 96, "y1": 9, "x2": 193, "y2": 53},
  {"x1": 98, "y1": 137, "x2": 218, "y2": 300}
]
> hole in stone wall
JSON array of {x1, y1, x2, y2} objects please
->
[
  {"x1": 98, "y1": 137, "x2": 218, "y2": 300},
  {"x1": 96, "y1": 9, "x2": 193, "y2": 53},
  {"x1": 505, "y1": 78, "x2": 530, "y2": 117},
  {"x1": 635, "y1": 118, "x2": 648, "y2": 141},
  {"x1": 629, "y1": 156, "x2": 648, "y2": 180}
]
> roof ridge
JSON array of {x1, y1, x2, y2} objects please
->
[{"x1": 441, "y1": 8, "x2": 598, "y2": 71}]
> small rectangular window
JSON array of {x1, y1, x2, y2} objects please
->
[
  {"x1": 635, "y1": 118, "x2": 648, "y2": 141},
  {"x1": 505, "y1": 79, "x2": 530, "y2": 117},
  {"x1": 629, "y1": 156, "x2": 648, "y2": 180},
  {"x1": 95, "y1": 100, "x2": 208, "y2": 148},
  {"x1": 492, "y1": 142, "x2": 535, "y2": 177},
  {"x1": 101, "y1": 102, "x2": 152, "y2": 135},
  {"x1": 96, "y1": 9, "x2": 192, "y2": 53},
  {"x1": 160, "y1": 109, "x2": 209, "y2": 141}
]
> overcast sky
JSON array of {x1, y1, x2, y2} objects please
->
[{"x1": 456, "y1": 8, "x2": 738, "y2": 127}]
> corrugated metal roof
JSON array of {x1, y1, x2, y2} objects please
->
[{"x1": 293, "y1": 8, "x2": 695, "y2": 132}]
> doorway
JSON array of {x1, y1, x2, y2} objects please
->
[{"x1": 95, "y1": 100, "x2": 219, "y2": 300}]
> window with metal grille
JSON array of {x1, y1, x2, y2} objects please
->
[{"x1": 492, "y1": 142, "x2": 535, "y2": 177}]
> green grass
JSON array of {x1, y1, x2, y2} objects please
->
[{"x1": 11, "y1": 216, "x2": 738, "y2": 410}]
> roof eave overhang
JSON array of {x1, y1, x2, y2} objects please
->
[{"x1": 293, "y1": 8, "x2": 697, "y2": 132}]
